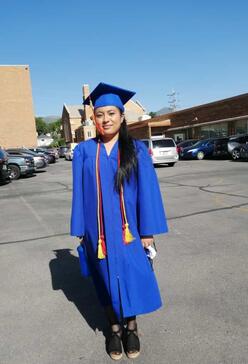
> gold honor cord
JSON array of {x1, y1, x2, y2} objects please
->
[
  {"x1": 96, "y1": 142, "x2": 107, "y2": 259},
  {"x1": 120, "y1": 185, "x2": 135, "y2": 244},
  {"x1": 95, "y1": 144, "x2": 135, "y2": 260}
]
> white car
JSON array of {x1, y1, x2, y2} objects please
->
[
  {"x1": 140, "y1": 137, "x2": 179, "y2": 166},
  {"x1": 64, "y1": 143, "x2": 78, "y2": 161},
  {"x1": 64, "y1": 149, "x2": 73, "y2": 161}
]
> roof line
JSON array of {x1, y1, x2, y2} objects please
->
[
  {"x1": 132, "y1": 99, "x2": 146, "y2": 111},
  {"x1": 63, "y1": 104, "x2": 70, "y2": 114},
  {"x1": 153, "y1": 92, "x2": 248, "y2": 120}
]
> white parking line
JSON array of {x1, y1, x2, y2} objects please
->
[{"x1": 19, "y1": 195, "x2": 53, "y2": 234}]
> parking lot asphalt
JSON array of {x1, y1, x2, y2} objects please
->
[{"x1": 0, "y1": 158, "x2": 248, "y2": 364}]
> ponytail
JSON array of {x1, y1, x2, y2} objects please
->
[{"x1": 115, "y1": 118, "x2": 137, "y2": 191}]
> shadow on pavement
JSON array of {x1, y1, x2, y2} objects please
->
[{"x1": 49, "y1": 249, "x2": 109, "y2": 337}]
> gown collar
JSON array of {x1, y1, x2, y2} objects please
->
[{"x1": 97, "y1": 137, "x2": 119, "y2": 158}]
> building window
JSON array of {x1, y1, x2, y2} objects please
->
[
  {"x1": 199, "y1": 122, "x2": 228, "y2": 138},
  {"x1": 87, "y1": 131, "x2": 92, "y2": 137},
  {"x1": 235, "y1": 119, "x2": 248, "y2": 134}
]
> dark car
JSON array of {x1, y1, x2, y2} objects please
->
[
  {"x1": 212, "y1": 137, "x2": 230, "y2": 158},
  {"x1": 7, "y1": 153, "x2": 35, "y2": 180},
  {"x1": 240, "y1": 143, "x2": 248, "y2": 160},
  {"x1": 58, "y1": 146, "x2": 69, "y2": 158},
  {"x1": 181, "y1": 138, "x2": 231, "y2": 160},
  {"x1": 0, "y1": 148, "x2": 10, "y2": 184},
  {"x1": 29, "y1": 148, "x2": 56, "y2": 164},
  {"x1": 45, "y1": 147, "x2": 59, "y2": 159},
  {"x1": 180, "y1": 139, "x2": 216, "y2": 160},
  {"x1": 228, "y1": 134, "x2": 248, "y2": 160},
  {"x1": 177, "y1": 139, "x2": 199, "y2": 158}
]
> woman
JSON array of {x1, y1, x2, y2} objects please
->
[{"x1": 71, "y1": 82, "x2": 168, "y2": 360}]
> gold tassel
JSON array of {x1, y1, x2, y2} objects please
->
[
  {"x1": 98, "y1": 239, "x2": 106, "y2": 259},
  {"x1": 124, "y1": 223, "x2": 135, "y2": 244}
]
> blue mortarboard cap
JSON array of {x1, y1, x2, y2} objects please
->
[{"x1": 83, "y1": 82, "x2": 136, "y2": 112}]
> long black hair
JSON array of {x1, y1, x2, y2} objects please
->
[{"x1": 115, "y1": 118, "x2": 137, "y2": 191}]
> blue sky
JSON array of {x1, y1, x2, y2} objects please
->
[{"x1": 1, "y1": 0, "x2": 247, "y2": 116}]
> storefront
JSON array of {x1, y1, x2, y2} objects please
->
[
  {"x1": 235, "y1": 119, "x2": 248, "y2": 134},
  {"x1": 128, "y1": 93, "x2": 248, "y2": 141}
]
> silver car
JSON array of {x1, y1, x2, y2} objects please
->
[
  {"x1": 6, "y1": 149, "x2": 47, "y2": 170},
  {"x1": 227, "y1": 134, "x2": 248, "y2": 160},
  {"x1": 140, "y1": 137, "x2": 179, "y2": 166}
]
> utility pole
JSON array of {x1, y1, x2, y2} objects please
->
[{"x1": 167, "y1": 89, "x2": 180, "y2": 111}]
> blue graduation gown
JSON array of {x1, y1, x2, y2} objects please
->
[{"x1": 70, "y1": 138, "x2": 168, "y2": 320}]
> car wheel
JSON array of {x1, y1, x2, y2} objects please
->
[
  {"x1": 196, "y1": 151, "x2": 205, "y2": 160},
  {"x1": 168, "y1": 162, "x2": 175, "y2": 167},
  {"x1": 9, "y1": 165, "x2": 21, "y2": 180},
  {"x1": 231, "y1": 149, "x2": 240, "y2": 160}
]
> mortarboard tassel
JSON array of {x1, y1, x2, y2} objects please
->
[
  {"x1": 98, "y1": 238, "x2": 106, "y2": 259},
  {"x1": 119, "y1": 169, "x2": 135, "y2": 245},
  {"x1": 123, "y1": 223, "x2": 135, "y2": 244}
]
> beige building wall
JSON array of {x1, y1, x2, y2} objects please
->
[
  {"x1": 75, "y1": 124, "x2": 96, "y2": 142},
  {"x1": 70, "y1": 118, "x2": 82, "y2": 141},
  {"x1": 62, "y1": 105, "x2": 83, "y2": 143},
  {"x1": 124, "y1": 100, "x2": 146, "y2": 123},
  {"x1": 0, "y1": 65, "x2": 37, "y2": 148}
]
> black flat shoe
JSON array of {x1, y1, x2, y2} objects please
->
[
  {"x1": 107, "y1": 327, "x2": 123, "y2": 361},
  {"x1": 124, "y1": 325, "x2": 140, "y2": 359}
]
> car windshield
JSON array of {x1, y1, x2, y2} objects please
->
[
  {"x1": 191, "y1": 140, "x2": 209, "y2": 147},
  {"x1": 23, "y1": 151, "x2": 36, "y2": 155},
  {"x1": 7, "y1": 151, "x2": 22, "y2": 155},
  {"x1": 152, "y1": 139, "x2": 175, "y2": 148}
]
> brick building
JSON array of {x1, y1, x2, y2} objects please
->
[
  {"x1": 0, "y1": 65, "x2": 37, "y2": 148},
  {"x1": 128, "y1": 93, "x2": 248, "y2": 141}
]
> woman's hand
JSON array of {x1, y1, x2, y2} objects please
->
[
  {"x1": 140, "y1": 235, "x2": 154, "y2": 248},
  {"x1": 78, "y1": 236, "x2": 84, "y2": 245}
]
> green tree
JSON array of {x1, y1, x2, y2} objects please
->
[
  {"x1": 47, "y1": 119, "x2": 62, "y2": 134},
  {"x1": 149, "y1": 112, "x2": 157, "y2": 118},
  {"x1": 35, "y1": 117, "x2": 49, "y2": 135},
  {"x1": 47, "y1": 119, "x2": 63, "y2": 147},
  {"x1": 50, "y1": 138, "x2": 65, "y2": 147}
]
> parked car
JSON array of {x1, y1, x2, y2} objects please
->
[
  {"x1": 64, "y1": 149, "x2": 73, "y2": 161},
  {"x1": 6, "y1": 149, "x2": 47, "y2": 170},
  {"x1": 228, "y1": 134, "x2": 248, "y2": 160},
  {"x1": 46, "y1": 147, "x2": 59, "y2": 159},
  {"x1": 239, "y1": 143, "x2": 248, "y2": 160},
  {"x1": 0, "y1": 148, "x2": 10, "y2": 184},
  {"x1": 177, "y1": 139, "x2": 199, "y2": 158},
  {"x1": 180, "y1": 139, "x2": 215, "y2": 160},
  {"x1": 35, "y1": 146, "x2": 59, "y2": 160},
  {"x1": 64, "y1": 143, "x2": 78, "y2": 161},
  {"x1": 22, "y1": 147, "x2": 50, "y2": 164},
  {"x1": 58, "y1": 146, "x2": 69, "y2": 158},
  {"x1": 182, "y1": 137, "x2": 243, "y2": 160},
  {"x1": 29, "y1": 148, "x2": 56, "y2": 164},
  {"x1": 211, "y1": 137, "x2": 230, "y2": 158},
  {"x1": 7, "y1": 153, "x2": 35, "y2": 180},
  {"x1": 140, "y1": 137, "x2": 179, "y2": 166}
]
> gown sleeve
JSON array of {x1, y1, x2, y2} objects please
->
[
  {"x1": 136, "y1": 140, "x2": 168, "y2": 236},
  {"x1": 70, "y1": 144, "x2": 85, "y2": 237}
]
